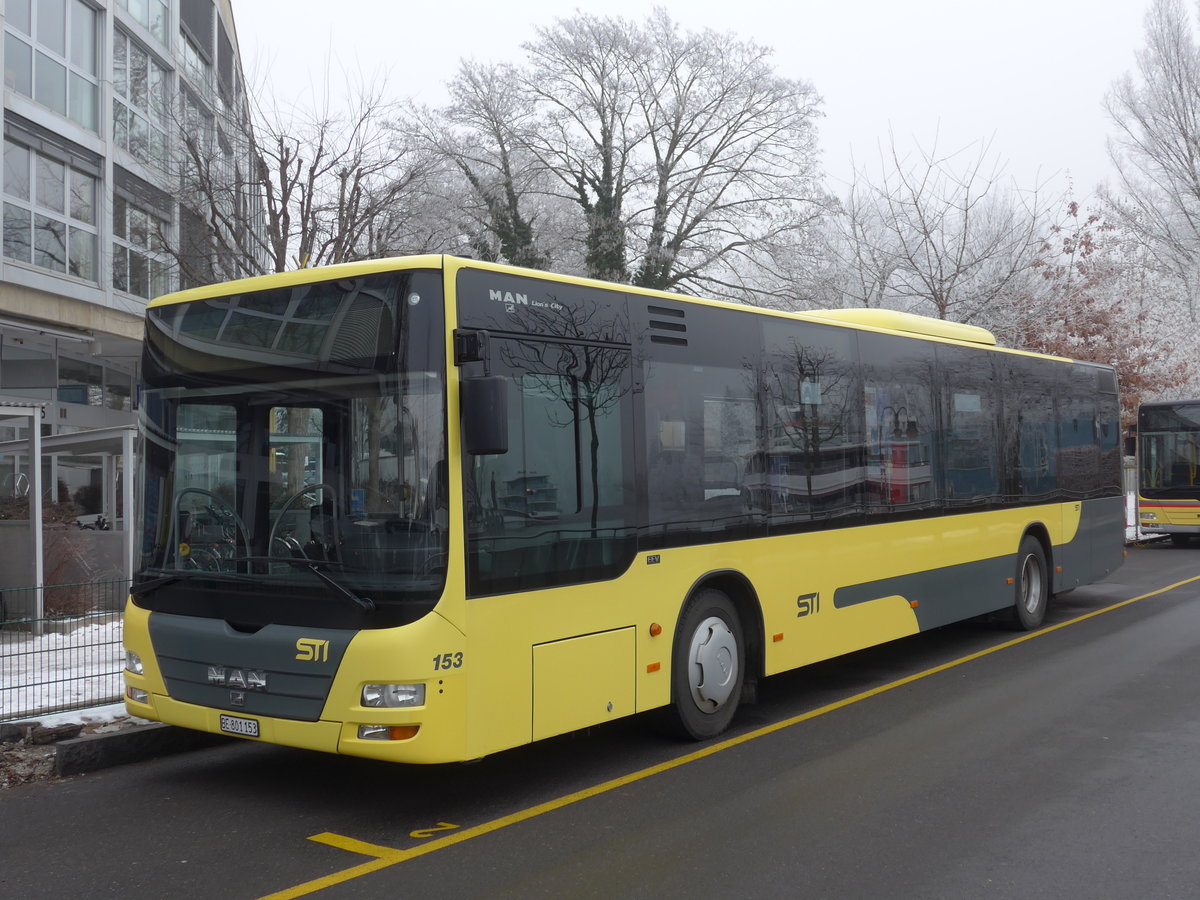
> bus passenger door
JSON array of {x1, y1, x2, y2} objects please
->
[{"x1": 461, "y1": 336, "x2": 638, "y2": 752}]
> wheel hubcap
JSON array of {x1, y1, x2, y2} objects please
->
[
  {"x1": 1020, "y1": 554, "x2": 1043, "y2": 614},
  {"x1": 688, "y1": 616, "x2": 738, "y2": 711}
]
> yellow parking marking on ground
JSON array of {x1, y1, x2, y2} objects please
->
[
  {"x1": 410, "y1": 822, "x2": 460, "y2": 838},
  {"x1": 261, "y1": 574, "x2": 1200, "y2": 899}
]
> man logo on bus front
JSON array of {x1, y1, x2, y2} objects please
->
[{"x1": 207, "y1": 666, "x2": 267, "y2": 690}]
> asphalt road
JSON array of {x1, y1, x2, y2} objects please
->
[{"x1": 2, "y1": 543, "x2": 1199, "y2": 899}]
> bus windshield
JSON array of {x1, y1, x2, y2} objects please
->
[
  {"x1": 135, "y1": 269, "x2": 447, "y2": 629},
  {"x1": 1139, "y1": 402, "x2": 1200, "y2": 500}
]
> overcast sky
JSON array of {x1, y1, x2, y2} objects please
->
[{"x1": 231, "y1": 0, "x2": 1153, "y2": 200}]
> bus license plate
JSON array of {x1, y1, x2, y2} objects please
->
[{"x1": 219, "y1": 714, "x2": 259, "y2": 738}]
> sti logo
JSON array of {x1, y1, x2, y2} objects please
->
[{"x1": 295, "y1": 638, "x2": 330, "y2": 662}]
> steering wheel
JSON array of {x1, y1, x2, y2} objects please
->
[
  {"x1": 173, "y1": 488, "x2": 250, "y2": 567},
  {"x1": 267, "y1": 483, "x2": 341, "y2": 562}
]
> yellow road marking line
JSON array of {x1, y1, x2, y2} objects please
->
[{"x1": 262, "y1": 573, "x2": 1200, "y2": 899}]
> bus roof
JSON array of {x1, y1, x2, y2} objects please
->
[
  {"x1": 146, "y1": 255, "x2": 446, "y2": 308},
  {"x1": 149, "y1": 254, "x2": 1011, "y2": 353},
  {"x1": 801, "y1": 308, "x2": 996, "y2": 346}
]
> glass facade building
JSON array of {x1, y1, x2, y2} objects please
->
[{"x1": 0, "y1": 1, "x2": 256, "y2": 582}]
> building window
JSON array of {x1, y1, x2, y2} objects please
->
[
  {"x1": 180, "y1": 87, "x2": 214, "y2": 159},
  {"x1": 58, "y1": 355, "x2": 103, "y2": 406},
  {"x1": 3, "y1": 137, "x2": 98, "y2": 281},
  {"x1": 180, "y1": 0, "x2": 214, "y2": 59},
  {"x1": 178, "y1": 0, "x2": 214, "y2": 91},
  {"x1": 3, "y1": 0, "x2": 100, "y2": 132},
  {"x1": 178, "y1": 205, "x2": 212, "y2": 289},
  {"x1": 113, "y1": 193, "x2": 171, "y2": 299},
  {"x1": 105, "y1": 368, "x2": 133, "y2": 411},
  {"x1": 117, "y1": 0, "x2": 169, "y2": 46},
  {"x1": 113, "y1": 30, "x2": 170, "y2": 169}
]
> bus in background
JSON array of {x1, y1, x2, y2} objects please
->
[
  {"x1": 1136, "y1": 399, "x2": 1200, "y2": 545},
  {"x1": 123, "y1": 256, "x2": 1126, "y2": 764}
]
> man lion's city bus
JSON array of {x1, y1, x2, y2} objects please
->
[
  {"x1": 1136, "y1": 399, "x2": 1200, "y2": 545},
  {"x1": 123, "y1": 255, "x2": 1126, "y2": 763}
]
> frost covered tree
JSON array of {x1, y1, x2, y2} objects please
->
[
  {"x1": 814, "y1": 134, "x2": 1046, "y2": 322},
  {"x1": 1007, "y1": 200, "x2": 1191, "y2": 422},
  {"x1": 169, "y1": 74, "x2": 439, "y2": 283},
  {"x1": 409, "y1": 61, "x2": 556, "y2": 270},
  {"x1": 424, "y1": 10, "x2": 828, "y2": 299},
  {"x1": 1104, "y1": 0, "x2": 1200, "y2": 319},
  {"x1": 622, "y1": 10, "x2": 826, "y2": 298}
]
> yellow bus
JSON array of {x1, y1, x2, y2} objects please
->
[
  {"x1": 1136, "y1": 399, "x2": 1200, "y2": 545},
  {"x1": 123, "y1": 255, "x2": 1126, "y2": 763}
]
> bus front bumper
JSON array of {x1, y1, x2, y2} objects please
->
[{"x1": 123, "y1": 690, "x2": 468, "y2": 764}]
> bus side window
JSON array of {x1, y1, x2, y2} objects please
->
[
  {"x1": 464, "y1": 338, "x2": 637, "y2": 596},
  {"x1": 761, "y1": 320, "x2": 863, "y2": 528},
  {"x1": 643, "y1": 360, "x2": 759, "y2": 541},
  {"x1": 859, "y1": 332, "x2": 941, "y2": 514},
  {"x1": 939, "y1": 345, "x2": 1002, "y2": 506}
]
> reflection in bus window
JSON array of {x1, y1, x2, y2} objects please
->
[
  {"x1": 465, "y1": 338, "x2": 636, "y2": 596},
  {"x1": 761, "y1": 321, "x2": 863, "y2": 528}
]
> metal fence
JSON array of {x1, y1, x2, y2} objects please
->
[{"x1": 0, "y1": 580, "x2": 128, "y2": 723}]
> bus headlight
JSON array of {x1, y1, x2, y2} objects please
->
[
  {"x1": 362, "y1": 683, "x2": 425, "y2": 708},
  {"x1": 125, "y1": 651, "x2": 144, "y2": 675},
  {"x1": 1141, "y1": 512, "x2": 1158, "y2": 521}
]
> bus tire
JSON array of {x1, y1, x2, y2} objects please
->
[
  {"x1": 1009, "y1": 535, "x2": 1049, "y2": 631},
  {"x1": 669, "y1": 588, "x2": 744, "y2": 740},
  {"x1": 1170, "y1": 534, "x2": 1191, "y2": 547}
]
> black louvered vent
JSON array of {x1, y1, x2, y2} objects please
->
[{"x1": 648, "y1": 305, "x2": 687, "y2": 346}]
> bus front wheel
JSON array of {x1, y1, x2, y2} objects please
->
[
  {"x1": 669, "y1": 588, "x2": 744, "y2": 740},
  {"x1": 1009, "y1": 535, "x2": 1049, "y2": 631}
]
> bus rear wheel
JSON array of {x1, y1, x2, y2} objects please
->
[
  {"x1": 669, "y1": 588, "x2": 744, "y2": 740},
  {"x1": 1008, "y1": 535, "x2": 1049, "y2": 631}
]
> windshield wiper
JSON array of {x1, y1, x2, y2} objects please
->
[
  {"x1": 302, "y1": 562, "x2": 376, "y2": 613},
  {"x1": 130, "y1": 573, "x2": 183, "y2": 596},
  {"x1": 226, "y1": 556, "x2": 376, "y2": 613}
]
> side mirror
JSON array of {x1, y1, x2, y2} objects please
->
[{"x1": 462, "y1": 375, "x2": 508, "y2": 455}]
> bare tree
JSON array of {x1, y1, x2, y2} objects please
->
[
  {"x1": 1104, "y1": 0, "x2": 1200, "y2": 319},
  {"x1": 409, "y1": 61, "x2": 554, "y2": 269},
  {"x1": 805, "y1": 176, "x2": 903, "y2": 309},
  {"x1": 508, "y1": 9, "x2": 830, "y2": 298},
  {"x1": 169, "y1": 75, "x2": 439, "y2": 283},
  {"x1": 863, "y1": 133, "x2": 1047, "y2": 323},
  {"x1": 626, "y1": 10, "x2": 827, "y2": 298},
  {"x1": 521, "y1": 13, "x2": 645, "y2": 283}
]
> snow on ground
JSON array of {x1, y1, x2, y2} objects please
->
[{"x1": 0, "y1": 618, "x2": 124, "y2": 723}]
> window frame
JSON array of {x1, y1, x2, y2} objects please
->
[
  {"x1": 3, "y1": 0, "x2": 100, "y2": 132},
  {"x1": 2, "y1": 136, "x2": 97, "y2": 280},
  {"x1": 112, "y1": 191, "x2": 172, "y2": 299},
  {"x1": 113, "y1": 28, "x2": 172, "y2": 170}
]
